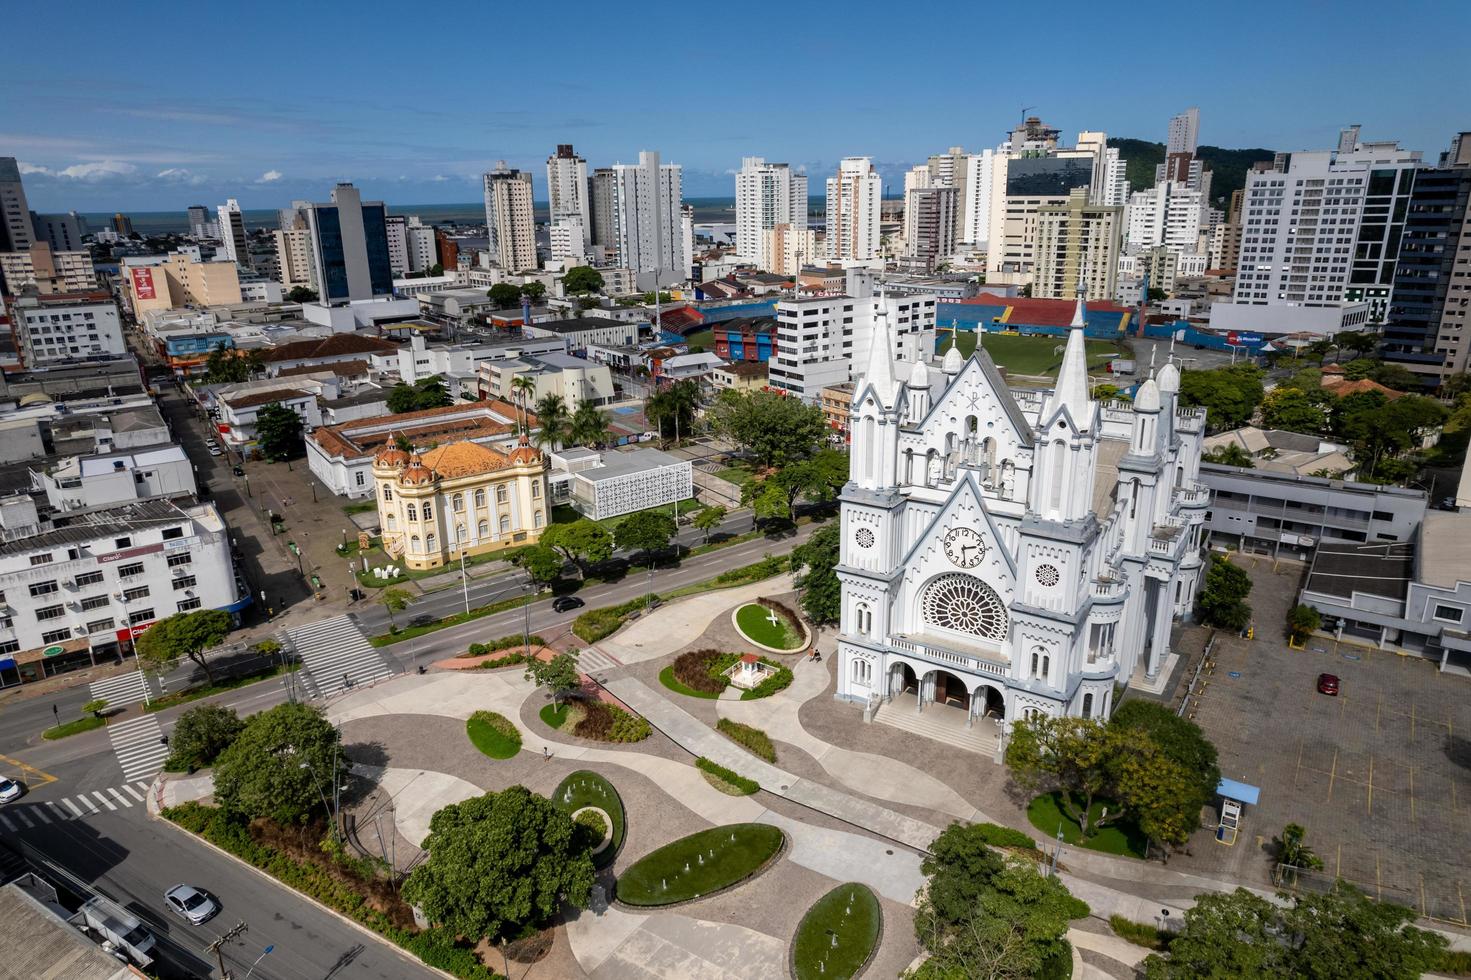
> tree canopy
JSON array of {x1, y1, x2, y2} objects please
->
[
  {"x1": 516, "y1": 544, "x2": 564, "y2": 585},
  {"x1": 1260, "y1": 387, "x2": 1328, "y2": 433},
  {"x1": 1143, "y1": 883, "x2": 1446, "y2": 980},
  {"x1": 792, "y1": 523, "x2": 841, "y2": 625},
  {"x1": 387, "y1": 376, "x2": 453, "y2": 414},
  {"x1": 613, "y1": 510, "x2": 676, "y2": 555},
  {"x1": 562, "y1": 266, "x2": 604, "y2": 294},
  {"x1": 255, "y1": 402, "x2": 305, "y2": 461},
  {"x1": 539, "y1": 518, "x2": 612, "y2": 575},
  {"x1": 567, "y1": 401, "x2": 612, "y2": 447},
  {"x1": 211, "y1": 702, "x2": 347, "y2": 825},
  {"x1": 1196, "y1": 552, "x2": 1252, "y2": 630},
  {"x1": 1201, "y1": 444, "x2": 1254, "y2": 468},
  {"x1": 134, "y1": 608, "x2": 233, "y2": 683},
  {"x1": 1178, "y1": 364, "x2": 1264, "y2": 432},
  {"x1": 487, "y1": 282, "x2": 522, "y2": 308},
  {"x1": 524, "y1": 651, "x2": 581, "y2": 706},
  {"x1": 285, "y1": 285, "x2": 318, "y2": 303},
  {"x1": 645, "y1": 379, "x2": 702, "y2": 441},
  {"x1": 166, "y1": 703, "x2": 245, "y2": 771},
  {"x1": 692, "y1": 505, "x2": 726, "y2": 542},
  {"x1": 401, "y1": 787, "x2": 596, "y2": 941},
  {"x1": 532, "y1": 394, "x2": 569, "y2": 450},
  {"x1": 707, "y1": 388, "x2": 828, "y2": 467},
  {"x1": 201, "y1": 342, "x2": 263, "y2": 384}
]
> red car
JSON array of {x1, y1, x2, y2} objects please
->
[{"x1": 1317, "y1": 673, "x2": 1340, "y2": 696}]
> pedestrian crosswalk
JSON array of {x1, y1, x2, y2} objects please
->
[
  {"x1": 107, "y1": 715, "x2": 170, "y2": 782},
  {"x1": 0, "y1": 781, "x2": 151, "y2": 832},
  {"x1": 578, "y1": 647, "x2": 622, "y2": 673},
  {"x1": 284, "y1": 615, "x2": 395, "y2": 699},
  {"x1": 88, "y1": 670, "x2": 155, "y2": 710}
]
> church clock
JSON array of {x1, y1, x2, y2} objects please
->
[{"x1": 943, "y1": 527, "x2": 984, "y2": 568}]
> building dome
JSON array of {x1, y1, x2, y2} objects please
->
[
  {"x1": 909, "y1": 358, "x2": 931, "y2": 390},
  {"x1": 1157, "y1": 362, "x2": 1180, "y2": 394},
  {"x1": 374, "y1": 446, "x2": 410, "y2": 468},
  {"x1": 507, "y1": 437, "x2": 541, "y2": 466},
  {"x1": 1134, "y1": 379, "x2": 1162, "y2": 412},
  {"x1": 942, "y1": 344, "x2": 964, "y2": 375},
  {"x1": 398, "y1": 453, "x2": 434, "y2": 485}
]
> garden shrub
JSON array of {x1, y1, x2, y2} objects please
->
[
  {"x1": 469, "y1": 634, "x2": 544, "y2": 658},
  {"x1": 572, "y1": 597, "x2": 649, "y2": 642},
  {"x1": 672, "y1": 649, "x2": 732, "y2": 694},
  {"x1": 572, "y1": 700, "x2": 650, "y2": 743},
  {"x1": 695, "y1": 757, "x2": 759, "y2": 795},
  {"x1": 716, "y1": 718, "x2": 776, "y2": 762},
  {"x1": 742, "y1": 663, "x2": 794, "y2": 700},
  {"x1": 575, "y1": 809, "x2": 608, "y2": 843},
  {"x1": 972, "y1": 822, "x2": 1039, "y2": 851}
]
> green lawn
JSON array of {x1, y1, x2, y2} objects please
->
[
  {"x1": 370, "y1": 590, "x2": 543, "y2": 646},
  {"x1": 616, "y1": 824, "x2": 784, "y2": 907},
  {"x1": 713, "y1": 462, "x2": 761, "y2": 486},
  {"x1": 553, "y1": 770, "x2": 625, "y2": 869},
  {"x1": 684, "y1": 328, "x2": 714, "y2": 352},
  {"x1": 734, "y1": 602, "x2": 805, "y2": 650},
  {"x1": 145, "y1": 662, "x2": 300, "y2": 713},
  {"x1": 540, "y1": 703, "x2": 570, "y2": 728},
  {"x1": 658, "y1": 665, "x2": 722, "y2": 699},
  {"x1": 465, "y1": 710, "x2": 522, "y2": 759},
  {"x1": 42, "y1": 715, "x2": 107, "y2": 740},
  {"x1": 940, "y1": 331, "x2": 1121, "y2": 378},
  {"x1": 1026, "y1": 791, "x2": 1148, "y2": 858},
  {"x1": 341, "y1": 500, "x2": 378, "y2": 516},
  {"x1": 792, "y1": 883, "x2": 882, "y2": 980}
]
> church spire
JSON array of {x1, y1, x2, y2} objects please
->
[
  {"x1": 862, "y1": 285, "x2": 897, "y2": 407},
  {"x1": 1043, "y1": 276, "x2": 1093, "y2": 429}
]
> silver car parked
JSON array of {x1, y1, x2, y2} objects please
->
[{"x1": 163, "y1": 884, "x2": 219, "y2": 925}]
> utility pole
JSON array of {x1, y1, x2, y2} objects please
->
[
  {"x1": 460, "y1": 551, "x2": 470, "y2": 616},
  {"x1": 207, "y1": 920, "x2": 248, "y2": 979}
]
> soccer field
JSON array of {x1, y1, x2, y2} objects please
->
[{"x1": 940, "y1": 331, "x2": 1121, "y2": 378}]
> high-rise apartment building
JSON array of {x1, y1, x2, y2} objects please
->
[
  {"x1": 0, "y1": 157, "x2": 36, "y2": 252},
  {"x1": 32, "y1": 212, "x2": 89, "y2": 252},
  {"x1": 826, "y1": 157, "x2": 882, "y2": 263},
  {"x1": 546, "y1": 145, "x2": 590, "y2": 252},
  {"x1": 1099, "y1": 147, "x2": 1129, "y2": 207},
  {"x1": 10, "y1": 291, "x2": 126, "y2": 367},
  {"x1": 611, "y1": 151, "x2": 685, "y2": 290},
  {"x1": 216, "y1": 199, "x2": 250, "y2": 268},
  {"x1": 926, "y1": 147, "x2": 970, "y2": 245},
  {"x1": 1034, "y1": 188, "x2": 1121, "y2": 301},
  {"x1": 961, "y1": 150, "x2": 997, "y2": 247},
  {"x1": 187, "y1": 205, "x2": 211, "y2": 238},
  {"x1": 482, "y1": 161, "x2": 536, "y2": 271},
  {"x1": 903, "y1": 187, "x2": 957, "y2": 271},
  {"x1": 405, "y1": 216, "x2": 436, "y2": 273},
  {"x1": 0, "y1": 242, "x2": 99, "y2": 295},
  {"x1": 735, "y1": 157, "x2": 807, "y2": 272},
  {"x1": 1167, "y1": 107, "x2": 1200, "y2": 157},
  {"x1": 274, "y1": 203, "x2": 315, "y2": 292},
  {"x1": 588, "y1": 167, "x2": 617, "y2": 252},
  {"x1": 765, "y1": 223, "x2": 818, "y2": 277},
  {"x1": 1125, "y1": 181, "x2": 1206, "y2": 254},
  {"x1": 1383, "y1": 132, "x2": 1471, "y2": 383},
  {"x1": 304, "y1": 183, "x2": 394, "y2": 303},
  {"x1": 385, "y1": 214, "x2": 409, "y2": 277},
  {"x1": 549, "y1": 217, "x2": 588, "y2": 266},
  {"x1": 112, "y1": 213, "x2": 134, "y2": 237}
]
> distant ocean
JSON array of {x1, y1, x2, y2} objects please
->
[{"x1": 80, "y1": 197, "x2": 755, "y2": 237}]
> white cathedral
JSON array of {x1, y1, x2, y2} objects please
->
[{"x1": 836, "y1": 289, "x2": 1210, "y2": 741}]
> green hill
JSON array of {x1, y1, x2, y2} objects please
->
[{"x1": 1107, "y1": 138, "x2": 1276, "y2": 209}]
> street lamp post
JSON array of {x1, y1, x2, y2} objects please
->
[{"x1": 299, "y1": 761, "x2": 336, "y2": 838}]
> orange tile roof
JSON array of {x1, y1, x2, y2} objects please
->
[
  {"x1": 420, "y1": 442, "x2": 509, "y2": 478},
  {"x1": 1323, "y1": 378, "x2": 1405, "y2": 400},
  {"x1": 260, "y1": 333, "x2": 398, "y2": 363},
  {"x1": 223, "y1": 388, "x2": 312, "y2": 409},
  {"x1": 311, "y1": 399, "x2": 531, "y2": 460},
  {"x1": 278, "y1": 359, "x2": 370, "y2": 378}
]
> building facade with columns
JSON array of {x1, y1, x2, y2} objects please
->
[
  {"x1": 835, "y1": 289, "x2": 1209, "y2": 745},
  {"x1": 372, "y1": 440, "x2": 549, "y2": 570}
]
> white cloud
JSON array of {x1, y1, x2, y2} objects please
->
[
  {"x1": 156, "y1": 167, "x2": 208, "y2": 186},
  {"x1": 257, "y1": 169, "x2": 283, "y2": 183},
  {"x1": 17, "y1": 161, "x2": 54, "y2": 175},
  {"x1": 21, "y1": 160, "x2": 138, "y2": 180}
]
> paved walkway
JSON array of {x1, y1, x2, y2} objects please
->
[
  {"x1": 598, "y1": 575, "x2": 796, "y2": 666},
  {"x1": 1067, "y1": 928, "x2": 1148, "y2": 969},
  {"x1": 351, "y1": 765, "x2": 481, "y2": 846},
  {"x1": 566, "y1": 905, "x2": 786, "y2": 980}
]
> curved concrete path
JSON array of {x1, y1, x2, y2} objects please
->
[
  {"x1": 351, "y1": 764, "x2": 481, "y2": 846},
  {"x1": 566, "y1": 904, "x2": 786, "y2": 980},
  {"x1": 717, "y1": 653, "x2": 983, "y2": 822},
  {"x1": 597, "y1": 575, "x2": 796, "y2": 666}
]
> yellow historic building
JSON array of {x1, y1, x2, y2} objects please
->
[{"x1": 373, "y1": 438, "x2": 549, "y2": 570}]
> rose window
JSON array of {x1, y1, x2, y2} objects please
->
[
  {"x1": 920, "y1": 574, "x2": 1008, "y2": 641},
  {"x1": 1035, "y1": 564, "x2": 1060, "y2": 587}
]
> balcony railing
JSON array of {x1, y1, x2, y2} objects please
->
[
  {"x1": 1092, "y1": 578, "x2": 1127, "y2": 601},
  {"x1": 889, "y1": 634, "x2": 1009, "y2": 678}
]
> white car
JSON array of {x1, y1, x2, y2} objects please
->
[
  {"x1": 164, "y1": 884, "x2": 219, "y2": 925},
  {"x1": 0, "y1": 778, "x2": 23, "y2": 803},
  {"x1": 208, "y1": 447, "x2": 222, "y2": 457}
]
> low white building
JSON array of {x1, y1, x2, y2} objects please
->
[
  {"x1": 1208, "y1": 300, "x2": 1371, "y2": 338},
  {"x1": 477, "y1": 351, "x2": 615, "y2": 411},
  {"x1": 548, "y1": 447, "x2": 692, "y2": 520},
  {"x1": 396, "y1": 333, "x2": 565, "y2": 385},
  {"x1": 523, "y1": 316, "x2": 639, "y2": 351},
  {"x1": 658, "y1": 351, "x2": 725, "y2": 383},
  {"x1": 216, "y1": 387, "x2": 321, "y2": 453},
  {"x1": 9, "y1": 291, "x2": 126, "y2": 368},
  {"x1": 0, "y1": 495, "x2": 244, "y2": 684},
  {"x1": 33, "y1": 445, "x2": 197, "y2": 513}
]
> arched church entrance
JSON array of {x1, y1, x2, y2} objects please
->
[
  {"x1": 888, "y1": 662, "x2": 919, "y2": 702},
  {"x1": 924, "y1": 669, "x2": 972, "y2": 714},
  {"x1": 972, "y1": 683, "x2": 1005, "y2": 723}
]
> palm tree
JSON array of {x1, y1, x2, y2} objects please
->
[
  {"x1": 532, "y1": 394, "x2": 569, "y2": 451},
  {"x1": 568, "y1": 402, "x2": 612, "y2": 448},
  {"x1": 510, "y1": 376, "x2": 537, "y2": 435},
  {"x1": 646, "y1": 379, "x2": 701, "y2": 444}
]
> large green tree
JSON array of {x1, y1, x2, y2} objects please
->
[
  {"x1": 562, "y1": 266, "x2": 604, "y2": 294},
  {"x1": 134, "y1": 608, "x2": 233, "y2": 684},
  {"x1": 211, "y1": 702, "x2": 347, "y2": 825},
  {"x1": 1109, "y1": 701, "x2": 1220, "y2": 826},
  {"x1": 516, "y1": 545, "x2": 564, "y2": 586},
  {"x1": 387, "y1": 376, "x2": 454, "y2": 414},
  {"x1": 539, "y1": 519, "x2": 612, "y2": 577},
  {"x1": 646, "y1": 379, "x2": 702, "y2": 441},
  {"x1": 532, "y1": 394, "x2": 569, "y2": 450},
  {"x1": 1260, "y1": 387, "x2": 1327, "y2": 433},
  {"x1": 613, "y1": 510, "x2": 676, "y2": 556},
  {"x1": 520, "y1": 281, "x2": 547, "y2": 301},
  {"x1": 792, "y1": 523, "x2": 841, "y2": 625},
  {"x1": 1196, "y1": 553, "x2": 1252, "y2": 630},
  {"x1": 1004, "y1": 716, "x2": 1126, "y2": 837},
  {"x1": 285, "y1": 286, "x2": 318, "y2": 303},
  {"x1": 203, "y1": 342, "x2": 257, "y2": 384},
  {"x1": 1178, "y1": 364, "x2": 1264, "y2": 431},
  {"x1": 403, "y1": 788, "x2": 595, "y2": 942},
  {"x1": 166, "y1": 703, "x2": 245, "y2": 771},
  {"x1": 567, "y1": 401, "x2": 612, "y2": 447},
  {"x1": 1143, "y1": 884, "x2": 1446, "y2": 980},
  {"x1": 255, "y1": 402, "x2": 305, "y2": 461},
  {"x1": 692, "y1": 505, "x2": 726, "y2": 543},
  {"x1": 487, "y1": 282, "x2": 522, "y2": 308},
  {"x1": 708, "y1": 388, "x2": 828, "y2": 467}
]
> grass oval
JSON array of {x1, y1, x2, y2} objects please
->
[
  {"x1": 734, "y1": 602, "x2": 805, "y2": 650},
  {"x1": 553, "y1": 770, "x2": 626, "y2": 868},
  {"x1": 616, "y1": 823, "x2": 784, "y2": 907},
  {"x1": 792, "y1": 882, "x2": 881, "y2": 980},
  {"x1": 465, "y1": 710, "x2": 522, "y2": 759}
]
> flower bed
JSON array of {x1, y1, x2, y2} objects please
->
[
  {"x1": 615, "y1": 824, "x2": 785, "y2": 907},
  {"x1": 553, "y1": 770, "x2": 626, "y2": 869},
  {"x1": 466, "y1": 710, "x2": 522, "y2": 759},
  {"x1": 695, "y1": 757, "x2": 759, "y2": 795},
  {"x1": 791, "y1": 882, "x2": 882, "y2": 980},
  {"x1": 571, "y1": 700, "x2": 650, "y2": 743},
  {"x1": 716, "y1": 718, "x2": 777, "y2": 763},
  {"x1": 658, "y1": 649, "x2": 792, "y2": 701}
]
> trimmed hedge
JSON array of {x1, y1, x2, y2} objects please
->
[
  {"x1": 1108, "y1": 914, "x2": 1172, "y2": 950},
  {"x1": 740, "y1": 663, "x2": 793, "y2": 700},
  {"x1": 572, "y1": 700, "x2": 651, "y2": 743},
  {"x1": 695, "y1": 757, "x2": 759, "y2": 795},
  {"x1": 572, "y1": 596, "x2": 653, "y2": 643},
  {"x1": 468, "y1": 634, "x2": 545, "y2": 656},
  {"x1": 716, "y1": 718, "x2": 776, "y2": 763},
  {"x1": 972, "y1": 822, "x2": 1039, "y2": 851},
  {"x1": 161, "y1": 802, "x2": 496, "y2": 979}
]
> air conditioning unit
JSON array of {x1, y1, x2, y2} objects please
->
[{"x1": 113, "y1": 593, "x2": 124, "y2": 601}]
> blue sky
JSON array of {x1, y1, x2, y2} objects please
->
[{"x1": 5, "y1": 0, "x2": 1467, "y2": 212}]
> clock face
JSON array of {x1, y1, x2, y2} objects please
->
[
  {"x1": 943, "y1": 527, "x2": 985, "y2": 568},
  {"x1": 855, "y1": 527, "x2": 875, "y2": 549}
]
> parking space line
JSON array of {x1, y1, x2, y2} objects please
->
[
  {"x1": 1409, "y1": 767, "x2": 1416, "y2": 824},
  {"x1": 1327, "y1": 748, "x2": 1339, "y2": 803},
  {"x1": 1377, "y1": 854, "x2": 1383, "y2": 901},
  {"x1": 1411, "y1": 702, "x2": 1417, "y2": 740},
  {"x1": 1366, "y1": 756, "x2": 1374, "y2": 815},
  {"x1": 1422, "y1": 875, "x2": 1429, "y2": 916},
  {"x1": 1459, "y1": 882, "x2": 1466, "y2": 925},
  {"x1": 1376, "y1": 695, "x2": 1382, "y2": 733},
  {"x1": 1336, "y1": 842, "x2": 1342, "y2": 878},
  {"x1": 1293, "y1": 739, "x2": 1304, "y2": 789}
]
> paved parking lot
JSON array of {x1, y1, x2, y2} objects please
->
[{"x1": 1182, "y1": 557, "x2": 1471, "y2": 923}]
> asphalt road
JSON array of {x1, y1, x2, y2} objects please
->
[{"x1": 5, "y1": 790, "x2": 434, "y2": 980}]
